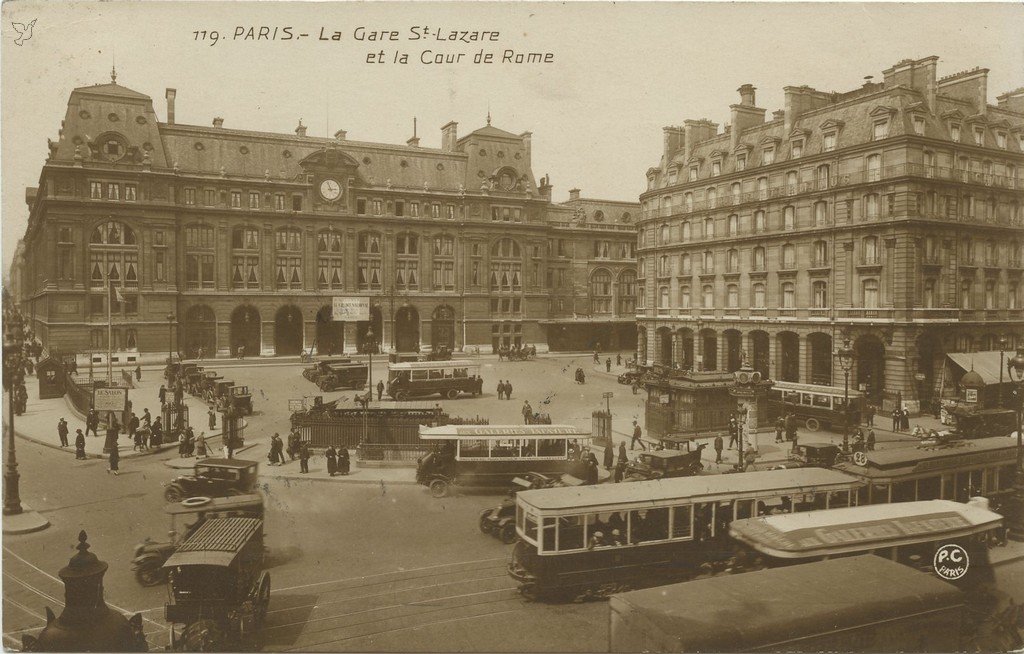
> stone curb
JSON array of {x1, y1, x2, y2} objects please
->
[
  {"x1": 258, "y1": 469, "x2": 420, "y2": 486},
  {"x1": 2, "y1": 504, "x2": 51, "y2": 535}
]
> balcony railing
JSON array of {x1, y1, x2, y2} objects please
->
[
  {"x1": 642, "y1": 162, "x2": 1024, "y2": 221},
  {"x1": 636, "y1": 306, "x2": 1018, "y2": 323}
]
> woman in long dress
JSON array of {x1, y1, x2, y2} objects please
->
[
  {"x1": 325, "y1": 445, "x2": 338, "y2": 477},
  {"x1": 338, "y1": 447, "x2": 350, "y2": 475}
]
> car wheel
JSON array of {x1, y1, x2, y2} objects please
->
[
  {"x1": 499, "y1": 522, "x2": 518, "y2": 544},
  {"x1": 446, "y1": 389, "x2": 459, "y2": 400},
  {"x1": 479, "y1": 511, "x2": 494, "y2": 534},
  {"x1": 805, "y1": 418, "x2": 820, "y2": 431},
  {"x1": 429, "y1": 479, "x2": 449, "y2": 498},
  {"x1": 395, "y1": 391, "x2": 409, "y2": 402},
  {"x1": 163, "y1": 486, "x2": 184, "y2": 503}
]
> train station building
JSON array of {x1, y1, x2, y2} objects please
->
[
  {"x1": 14, "y1": 74, "x2": 637, "y2": 359},
  {"x1": 637, "y1": 56, "x2": 1024, "y2": 412}
]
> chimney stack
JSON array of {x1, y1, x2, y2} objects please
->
[
  {"x1": 334, "y1": 129, "x2": 347, "y2": 140},
  {"x1": 295, "y1": 119, "x2": 307, "y2": 137},
  {"x1": 569, "y1": 188, "x2": 581, "y2": 201},
  {"x1": 738, "y1": 84, "x2": 756, "y2": 107},
  {"x1": 406, "y1": 136, "x2": 420, "y2": 147},
  {"x1": 165, "y1": 88, "x2": 176, "y2": 125},
  {"x1": 212, "y1": 117, "x2": 224, "y2": 128},
  {"x1": 441, "y1": 121, "x2": 459, "y2": 152}
]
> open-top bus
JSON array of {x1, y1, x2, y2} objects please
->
[
  {"x1": 832, "y1": 435, "x2": 1018, "y2": 507},
  {"x1": 507, "y1": 468, "x2": 862, "y2": 601},
  {"x1": 767, "y1": 380, "x2": 865, "y2": 432},
  {"x1": 609, "y1": 556, "x2": 967, "y2": 653},
  {"x1": 387, "y1": 360, "x2": 484, "y2": 400},
  {"x1": 417, "y1": 424, "x2": 591, "y2": 497}
]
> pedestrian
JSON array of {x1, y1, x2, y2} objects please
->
[
  {"x1": 606, "y1": 358, "x2": 612, "y2": 373},
  {"x1": 74, "y1": 429, "x2": 87, "y2": 460},
  {"x1": 866, "y1": 429, "x2": 876, "y2": 451},
  {"x1": 85, "y1": 409, "x2": 99, "y2": 437},
  {"x1": 205, "y1": 406, "x2": 216, "y2": 431},
  {"x1": 288, "y1": 430, "x2": 301, "y2": 461},
  {"x1": 128, "y1": 412, "x2": 139, "y2": 441},
  {"x1": 785, "y1": 414, "x2": 797, "y2": 442},
  {"x1": 617, "y1": 353, "x2": 622, "y2": 367},
  {"x1": 613, "y1": 459, "x2": 626, "y2": 483},
  {"x1": 714, "y1": 434, "x2": 724, "y2": 463},
  {"x1": 522, "y1": 400, "x2": 533, "y2": 425},
  {"x1": 866, "y1": 404, "x2": 875, "y2": 427},
  {"x1": 506, "y1": 380, "x2": 513, "y2": 399},
  {"x1": 107, "y1": 445, "x2": 120, "y2": 475},
  {"x1": 269, "y1": 433, "x2": 284, "y2": 465},
  {"x1": 237, "y1": 345, "x2": 245, "y2": 360},
  {"x1": 338, "y1": 446, "x2": 350, "y2": 475},
  {"x1": 134, "y1": 365, "x2": 142, "y2": 382},
  {"x1": 603, "y1": 442, "x2": 614, "y2": 470},
  {"x1": 618, "y1": 441, "x2": 628, "y2": 467},
  {"x1": 901, "y1": 408, "x2": 910, "y2": 432},
  {"x1": 630, "y1": 422, "x2": 646, "y2": 451},
  {"x1": 178, "y1": 431, "x2": 188, "y2": 458},
  {"x1": 57, "y1": 417, "x2": 69, "y2": 447},
  {"x1": 728, "y1": 416, "x2": 738, "y2": 449},
  {"x1": 159, "y1": 384, "x2": 167, "y2": 406},
  {"x1": 377, "y1": 380, "x2": 385, "y2": 402},
  {"x1": 632, "y1": 381, "x2": 639, "y2": 395},
  {"x1": 326, "y1": 445, "x2": 338, "y2": 476},
  {"x1": 775, "y1": 417, "x2": 785, "y2": 443},
  {"x1": 891, "y1": 408, "x2": 899, "y2": 432},
  {"x1": 496, "y1": 380, "x2": 505, "y2": 400},
  {"x1": 299, "y1": 442, "x2": 310, "y2": 473},
  {"x1": 142, "y1": 408, "x2": 152, "y2": 428},
  {"x1": 585, "y1": 457, "x2": 599, "y2": 485},
  {"x1": 593, "y1": 351, "x2": 600, "y2": 364}
]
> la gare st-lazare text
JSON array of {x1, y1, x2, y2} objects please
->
[{"x1": 199, "y1": 26, "x2": 503, "y2": 44}]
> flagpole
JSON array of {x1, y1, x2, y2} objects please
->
[{"x1": 107, "y1": 276, "x2": 113, "y2": 385}]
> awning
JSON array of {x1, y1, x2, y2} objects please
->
[{"x1": 946, "y1": 351, "x2": 1011, "y2": 386}]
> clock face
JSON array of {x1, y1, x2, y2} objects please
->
[{"x1": 319, "y1": 178, "x2": 342, "y2": 201}]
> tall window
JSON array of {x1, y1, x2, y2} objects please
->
[
  {"x1": 863, "y1": 279, "x2": 879, "y2": 308},
  {"x1": 232, "y1": 227, "x2": 261, "y2": 289},
  {"x1": 1009, "y1": 282, "x2": 1019, "y2": 310},
  {"x1": 702, "y1": 251, "x2": 714, "y2": 274},
  {"x1": 248, "y1": 192, "x2": 260, "y2": 209},
  {"x1": 275, "y1": 228, "x2": 303, "y2": 289},
  {"x1": 812, "y1": 281, "x2": 828, "y2": 308},
  {"x1": 781, "y1": 282, "x2": 795, "y2": 308},
  {"x1": 394, "y1": 233, "x2": 420, "y2": 291},
  {"x1": 783, "y1": 206, "x2": 795, "y2": 230},
  {"x1": 87, "y1": 221, "x2": 141, "y2": 309},
  {"x1": 726, "y1": 284, "x2": 739, "y2": 308},
  {"x1": 823, "y1": 132, "x2": 837, "y2": 151},
  {"x1": 617, "y1": 271, "x2": 636, "y2": 315},
  {"x1": 863, "y1": 236, "x2": 879, "y2": 264},
  {"x1": 316, "y1": 231, "x2": 344, "y2": 290},
  {"x1": 711, "y1": 161, "x2": 721, "y2": 177},
  {"x1": 752, "y1": 282, "x2": 766, "y2": 307},
  {"x1": 731, "y1": 182, "x2": 741, "y2": 204},
  {"x1": 357, "y1": 231, "x2": 383, "y2": 290},
  {"x1": 702, "y1": 284, "x2": 714, "y2": 308},
  {"x1": 184, "y1": 188, "x2": 196, "y2": 205},
  {"x1": 727, "y1": 249, "x2": 739, "y2": 272},
  {"x1": 985, "y1": 281, "x2": 996, "y2": 309},
  {"x1": 752, "y1": 246, "x2": 766, "y2": 271},
  {"x1": 658, "y1": 255, "x2": 670, "y2": 276},
  {"x1": 814, "y1": 201, "x2": 827, "y2": 225},
  {"x1": 816, "y1": 164, "x2": 830, "y2": 188},
  {"x1": 184, "y1": 225, "x2": 215, "y2": 289},
  {"x1": 866, "y1": 154, "x2": 881, "y2": 182},
  {"x1": 681, "y1": 221, "x2": 691, "y2": 241},
  {"x1": 659, "y1": 286, "x2": 670, "y2": 310},
  {"x1": 230, "y1": 191, "x2": 242, "y2": 208},
  {"x1": 728, "y1": 214, "x2": 738, "y2": 235},
  {"x1": 754, "y1": 209, "x2": 766, "y2": 232},
  {"x1": 680, "y1": 285, "x2": 691, "y2": 309},
  {"x1": 781, "y1": 243, "x2": 796, "y2": 269},
  {"x1": 490, "y1": 238, "x2": 522, "y2": 292},
  {"x1": 432, "y1": 235, "x2": 455, "y2": 291},
  {"x1": 684, "y1": 193, "x2": 693, "y2": 212},
  {"x1": 660, "y1": 224, "x2": 669, "y2": 244},
  {"x1": 786, "y1": 171, "x2": 798, "y2": 195},
  {"x1": 707, "y1": 187, "x2": 717, "y2": 208},
  {"x1": 757, "y1": 177, "x2": 768, "y2": 200},
  {"x1": 864, "y1": 193, "x2": 879, "y2": 220},
  {"x1": 924, "y1": 279, "x2": 936, "y2": 308},
  {"x1": 704, "y1": 217, "x2": 714, "y2": 239},
  {"x1": 813, "y1": 240, "x2": 828, "y2": 267},
  {"x1": 961, "y1": 279, "x2": 972, "y2": 309},
  {"x1": 680, "y1": 253, "x2": 692, "y2": 274}
]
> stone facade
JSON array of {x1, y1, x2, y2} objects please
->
[{"x1": 637, "y1": 56, "x2": 1024, "y2": 412}]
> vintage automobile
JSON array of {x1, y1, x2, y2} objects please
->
[
  {"x1": 317, "y1": 363, "x2": 369, "y2": 391},
  {"x1": 478, "y1": 473, "x2": 582, "y2": 544},
  {"x1": 426, "y1": 346, "x2": 454, "y2": 361},
  {"x1": 617, "y1": 370, "x2": 643, "y2": 386},
  {"x1": 164, "y1": 458, "x2": 260, "y2": 503},
  {"x1": 164, "y1": 516, "x2": 270, "y2": 651},
  {"x1": 228, "y1": 385, "x2": 253, "y2": 415},
  {"x1": 302, "y1": 357, "x2": 353, "y2": 383},
  {"x1": 788, "y1": 442, "x2": 846, "y2": 468},
  {"x1": 214, "y1": 379, "x2": 235, "y2": 401},
  {"x1": 622, "y1": 446, "x2": 706, "y2": 482},
  {"x1": 951, "y1": 408, "x2": 1017, "y2": 439},
  {"x1": 132, "y1": 494, "x2": 264, "y2": 587}
]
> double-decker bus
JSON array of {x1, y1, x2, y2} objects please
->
[
  {"x1": 767, "y1": 380, "x2": 865, "y2": 432},
  {"x1": 386, "y1": 360, "x2": 483, "y2": 400},
  {"x1": 507, "y1": 468, "x2": 861, "y2": 600},
  {"x1": 417, "y1": 424, "x2": 591, "y2": 498}
]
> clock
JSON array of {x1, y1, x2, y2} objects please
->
[{"x1": 319, "y1": 178, "x2": 342, "y2": 202}]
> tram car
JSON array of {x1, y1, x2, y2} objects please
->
[{"x1": 507, "y1": 468, "x2": 862, "y2": 601}]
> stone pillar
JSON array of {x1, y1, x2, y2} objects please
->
[
  {"x1": 768, "y1": 332, "x2": 777, "y2": 380},
  {"x1": 800, "y1": 333, "x2": 812, "y2": 385},
  {"x1": 343, "y1": 321, "x2": 358, "y2": 354}
]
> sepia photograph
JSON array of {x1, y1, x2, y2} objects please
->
[{"x1": 1, "y1": 1, "x2": 1023, "y2": 651}]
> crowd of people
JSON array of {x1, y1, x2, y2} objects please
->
[{"x1": 266, "y1": 428, "x2": 350, "y2": 476}]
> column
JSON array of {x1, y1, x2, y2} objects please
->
[
  {"x1": 800, "y1": 333, "x2": 812, "y2": 385},
  {"x1": 768, "y1": 331, "x2": 777, "y2": 381}
]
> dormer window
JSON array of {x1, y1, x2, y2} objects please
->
[
  {"x1": 647, "y1": 176, "x2": 655, "y2": 190},
  {"x1": 688, "y1": 167, "x2": 698, "y2": 182},
  {"x1": 913, "y1": 116, "x2": 926, "y2": 136},
  {"x1": 872, "y1": 120, "x2": 889, "y2": 140},
  {"x1": 823, "y1": 132, "x2": 837, "y2": 152},
  {"x1": 791, "y1": 141, "x2": 803, "y2": 158},
  {"x1": 736, "y1": 155, "x2": 746, "y2": 171},
  {"x1": 974, "y1": 127, "x2": 985, "y2": 146},
  {"x1": 996, "y1": 132, "x2": 1007, "y2": 149},
  {"x1": 711, "y1": 161, "x2": 721, "y2": 177},
  {"x1": 668, "y1": 169, "x2": 678, "y2": 184},
  {"x1": 950, "y1": 124, "x2": 961, "y2": 141},
  {"x1": 762, "y1": 148, "x2": 775, "y2": 165}
]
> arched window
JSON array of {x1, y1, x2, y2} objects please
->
[
  {"x1": 863, "y1": 236, "x2": 879, "y2": 264},
  {"x1": 782, "y1": 243, "x2": 796, "y2": 269},
  {"x1": 728, "y1": 214, "x2": 738, "y2": 235},
  {"x1": 491, "y1": 238, "x2": 521, "y2": 258},
  {"x1": 731, "y1": 182, "x2": 741, "y2": 203},
  {"x1": 704, "y1": 217, "x2": 715, "y2": 239},
  {"x1": 752, "y1": 246, "x2": 766, "y2": 271},
  {"x1": 681, "y1": 221, "x2": 692, "y2": 241},
  {"x1": 752, "y1": 283, "x2": 766, "y2": 307},
  {"x1": 91, "y1": 220, "x2": 137, "y2": 246},
  {"x1": 812, "y1": 281, "x2": 828, "y2": 308},
  {"x1": 680, "y1": 285, "x2": 692, "y2": 309},
  {"x1": 783, "y1": 206, "x2": 795, "y2": 230},
  {"x1": 659, "y1": 286, "x2": 670, "y2": 310},
  {"x1": 863, "y1": 279, "x2": 879, "y2": 308},
  {"x1": 727, "y1": 248, "x2": 739, "y2": 272},
  {"x1": 358, "y1": 231, "x2": 382, "y2": 290},
  {"x1": 316, "y1": 230, "x2": 343, "y2": 290},
  {"x1": 591, "y1": 270, "x2": 613, "y2": 314},
  {"x1": 727, "y1": 284, "x2": 739, "y2": 308},
  {"x1": 617, "y1": 271, "x2": 636, "y2": 315},
  {"x1": 702, "y1": 284, "x2": 714, "y2": 308},
  {"x1": 703, "y1": 251, "x2": 714, "y2": 274},
  {"x1": 490, "y1": 238, "x2": 522, "y2": 292},
  {"x1": 233, "y1": 226, "x2": 262, "y2": 289},
  {"x1": 781, "y1": 281, "x2": 796, "y2": 308}
]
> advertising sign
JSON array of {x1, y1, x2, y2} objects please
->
[
  {"x1": 288, "y1": 399, "x2": 307, "y2": 412},
  {"x1": 332, "y1": 297, "x2": 370, "y2": 321},
  {"x1": 93, "y1": 387, "x2": 128, "y2": 412}
]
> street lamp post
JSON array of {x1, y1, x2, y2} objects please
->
[
  {"x1": 166, "y1": 313, "x2": 175, "y2": 365},
  {"x1": 1006, "y1": 347, "x2": 1024, "y2": 541},
  {"x1": 362, "y1": 327, "x2": 376, "y2": 449},
  {"x1": 3, "y1": 341, "x2": 24, "y2": 515},
  {"x1": 836, "y1": 337, "x2": 855, "y2": 455},
  {"x1": 999, "y1": 334, "x2": 1008, "y2": 408}
]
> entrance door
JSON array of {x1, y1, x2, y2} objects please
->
[
  {"x1": 315, "y1": 305, "x2": 344, "y2": 355},
  {"x1": 395, "y1": 306, "x2": 420, "y2": 352},
  {"x1": 183, "y1": 304, "x2": 216, "y2": 358},
  {"x1": 274, "y1": 305, "x2": 304, "y2": 356},
  {"x1": 230, "y1": 305, "x2": 261, "y2": 357}
]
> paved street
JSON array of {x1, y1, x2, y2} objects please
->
[{"x1": 4, "y1": 353, "x2": 1023, "y2": 652}]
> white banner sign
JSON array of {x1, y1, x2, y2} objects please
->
[
  {"x1": 93, "y1": 387, "x2": 128, "y2": 412},
  {"x1": 332, "y1": 297, "x2": 370, "y2": 321}
]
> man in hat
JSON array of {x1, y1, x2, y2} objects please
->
[
  {"x1": 631, "y1": 421, "x2": 646, "y2": 451},
  {"x1": 57, "y1": 417, "x2": 69, "y2": 447}
]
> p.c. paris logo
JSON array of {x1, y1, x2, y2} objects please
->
[{"x1": 933, "y1": 543, "x2": 969, "y2": 581}]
